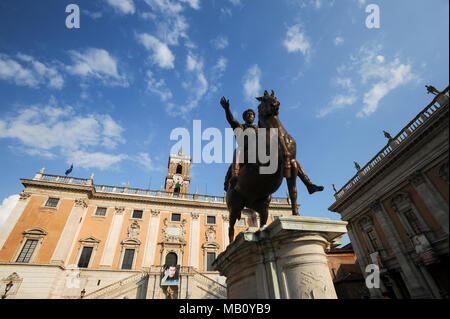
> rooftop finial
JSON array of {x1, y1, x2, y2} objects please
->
[
  {"x1": 425, "y1": 85, "x2": 440, "y2": 96},
  {"x1": 178, "y1": 147, "x2": 183, "y2": 155},
  {"x1": 332, "y1": 184, "x2": 338, "y2": 193},
  {"x1": 383, "y1": 130, "x2": 393, "y2": 140},
  {"x1": 354, "y1": 161, "x2": 361, "y2": 171}
]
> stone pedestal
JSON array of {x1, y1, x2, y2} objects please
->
[{"x1": 212, "y1": 216, "x2": 347, "y2": 299}]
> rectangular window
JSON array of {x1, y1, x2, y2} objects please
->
[
  {"x1": 367, "y1": 230, "x2": 380, "y2": 251},
  {"x1": 121, "y1": 249, "x2": 135, "y2": 270},
  {"x1": 45, "y1": 197, "x2": 59, "y2": 208},
  {"x1": 132, "y1": 210, "x2": 143, "y2": 219},
  {"x1": 404, "y1": 210, "x2": 422, "y2": 235},
  {"x1": 171, "y1": 213, "x2": 181, "y2": 222},
  {"x1": 78, "y1": 246, "x2": 93, "y2": 268},
  {"x1": 206, "y1": 252, "x2": 216, "y2": 271},
  {"x1": 16, "y1": 239, "x2": 38, "y2": 263},
  {"x1": 95, "y1": 207, "x2": 107, "y2": 216},
  {"x1": 206, "y1": 216, "x2": 216, "y2": 224}
]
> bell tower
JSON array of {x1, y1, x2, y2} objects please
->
[{"x1": 164, "y1": 148, "x2": 191, "y2": 195}]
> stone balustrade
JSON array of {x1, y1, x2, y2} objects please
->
[{"x1": 334, "y1": 86, "x2": 449, "y2": 202}]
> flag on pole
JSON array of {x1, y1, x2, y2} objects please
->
[
  {"x1": 169, "y1": 182, "x2": 180, "y2": 190},
  {"x1": 65, "y1": 164, "x2": 73, "y2": 176}
]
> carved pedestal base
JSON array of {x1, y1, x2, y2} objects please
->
[{"x1": 213, "y1": 216, "x2": 347, "y2": 299}]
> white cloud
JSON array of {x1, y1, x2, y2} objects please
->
[
  {"x1": 166, "y1": 53, "x2": 209, "y2": 117},
  {"x1": 0, "y1": 98, "x2": 128, "y2": 170},
  {"x1": 180, "y1": 0, "x2": 201, "y2": 10},
  {"x1": 355, "y1": 45, "x2": 417, "y2": 117},
  {"x1": 132, "y1": 152, "x2": 163, "y2": 171},
  {"x1": 146, "y1": 70, "x2": 173, "y2": 101},
  {"x1": 143, "y1": 0, "x2": 189, "y2": 46},
  {"x1": 144, "y1": 0, "x2": 183, "y2": 14},
  {"x1": 0, "y1": 53, "x2": 64, "y2": 89},
  {"x1": 283, "y1": 24, "x2": 311, "y2": 57},
  {"x1": 105, "y1": 0, "x2": 135, "y2": 14},
  {"x1": 67, "y1": 150, "x2": 128, "y2": 170},
  {"x1": 137, "y1": 33, "x2": 175, "y2": 69},
  {"x1": 211, "y1": 35, "x2": 229, "y2": 49},
  {"x1": 243, "y1": 64, "x2": 261, "y2": 103},
  {"x1": 320, "y1": 43, "x2": 418, "y2": 118},
  {"x1": 317, "y1": 94, "x2": 358, "y2": 118},
  {"x1": 213, "y1": 57, "x2": 227, "y2": 73},
  {"x1": 220, "y1": 8, "x2": 232, "y2": 16},
  {"x1": 0, "y1": 194, "x2": 19, "y2": 230},
  {"x1": 66, "y1": 48, "x2": 127, "y2": 86},
  {"x1": 359, "y1": 62, "x2": 415, "y2": 117},
  {"x1": 82, "y1": 10, "x2": 103, "y2": 19},
  {"x1": 334, "y1": 36, "x2": 344, "y2": 46},
  {"x1": 229, "y1": 0, "x2": 241, "y2": 5}
]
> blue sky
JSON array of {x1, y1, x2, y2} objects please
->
[{"x1": 0, "y1": 0, "x2": 449, "y2": 245}]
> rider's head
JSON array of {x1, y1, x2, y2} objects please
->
[{"x1": 242, "y1": 109, "x2": 255, "y2": 124}]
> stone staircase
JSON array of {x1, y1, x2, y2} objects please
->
[
  {"x1": 83, "y1": 271, "x2": 148, "y2": 299},
  {"x1": 81, "y1": 267, "x2": 227, "y2": 299},
  {"x1": 188, "y1": 267, "x2": 227, "y2": 299}
]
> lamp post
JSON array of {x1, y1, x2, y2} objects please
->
[{"x1": 1, "y1": 281, "x2": 13, "y2": 299}]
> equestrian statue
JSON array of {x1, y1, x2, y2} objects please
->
[{"x1": 221, "y1": 90, "x2": 323, "y2": 242}]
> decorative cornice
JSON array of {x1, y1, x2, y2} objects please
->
[
  {"x1": 191, "y1": 212, "x2": 200, "y2": 220},
  {"x1": 369, "y1": 200, "x2": 382, "y2": 212},
  {"x1": 19, "y1": 191, "x2": 31, "y2": 201},
  {"x1": 150, "y1": 209, "x2": 160, "y2": 216},
  {"x1": 409, "y1": 170, "x2": 426, "y2": 187},
  {"x1": 115, "y1": 206, "x2": 125, "y2": 215},
  {"x1": 74, "y1": 198, "x2": 88, "y2": 208}
]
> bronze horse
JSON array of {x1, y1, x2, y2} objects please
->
[{"x1": 223, "y1": 90, "x2": 323, "y2": 242}]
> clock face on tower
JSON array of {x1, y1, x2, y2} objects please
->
[{"x1": 173, "y1": 174, "x2": 183, "y2": 185}]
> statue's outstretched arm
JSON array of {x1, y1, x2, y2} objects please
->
[{"x1": 220, "y1": 96, "x2": 240, "y2": 130}]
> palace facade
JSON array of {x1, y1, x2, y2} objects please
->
[
  {"x1": 0, "y1": 150, "x2": 293, "y2": 299},
  {"x1": 329, "y1": 86, "x2": 449, "y2": 299}
]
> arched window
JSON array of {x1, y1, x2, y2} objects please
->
[
  {"x1": 176, "y1": 164, "x2": 183, "y2": 174},
  {"x1": 165, "y1": 252, "x2": 178, "y2": 266}
]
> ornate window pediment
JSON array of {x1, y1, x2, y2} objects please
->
[
  {"x1": 79, "y1": 236, "x2": 100, "y2": 245},
  {"x1": 23, "y1": 228, "x2": 47, "y2": 237},
  {"x1": 121, "y1": 238, "x2": 141, "y2": 246}
]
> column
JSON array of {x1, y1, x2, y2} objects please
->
[
  {"x1": 0, "y1": 192, "x2": 31, "y2": 250},
  {"x1": 213, "y1": 216, "x2": 347, "y2": 299},
  {"x1": 142, "y1": 209, "x2": 161, "y2": 269},
  {"x1": 222, "y1": 214, "x2": 230, "y2": 250},
  {"x1": 188, "y1": 213, "x2": 200, "y2": 270},
  {"x1": 99, "y1": 206, "x2": 125, "y2": 268},
  {"x1": 371, "y1": 200, "x2": 433, "y2": 298},
  {"x1": 50, "y1": 198, "x2": 88, "y2": 266},
  {"x1": 409, "y1": 171, "x2": 449, "y2": 235},
  {"x1": 346, "y1": 221, "x2": 383, "y2": 299}
]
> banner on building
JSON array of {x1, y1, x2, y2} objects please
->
[
  {"x1": 160, "y1": 265, "x2": 180, "y2": 286},
  {"x1": 369, "y1": 251, "x2": 383, "y2": 268},
  {"x1": 413, "y1": 234, "x2": 440, "y2": 265}
]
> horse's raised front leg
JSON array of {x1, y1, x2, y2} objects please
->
[{"x1": 287, "y1": 159, "x2": 299, "y2": 216}]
